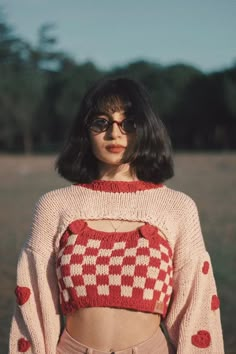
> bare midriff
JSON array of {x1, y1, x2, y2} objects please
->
[{"x1": 66, "y1": 307, "x2": 161, "y2": 351}]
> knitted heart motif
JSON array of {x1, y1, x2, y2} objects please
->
[
  {"x1": 191, "y1": 330, "x2": 211, "y2": 348},
  {"x1": 202, "y1": 261, "x2": 209, "y2": 274},
  {"x1": 18, "y1": 338, "x2": 31, "y2": 352},
  {"x1": 15, "y1": 286, "x2": 31, "y2": 305},
  {"x1": 69, "y1": 219, "x2": 87, "y2": 234},
  {"x1": 211, "y1": 295, "x2": 220, "y2": 310},
  {"x1": 139, "y1": 224, "x2": 158, "y2": 240}
]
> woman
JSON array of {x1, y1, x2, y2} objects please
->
[{"x1": 9, "y1": 77, "x2": 224, "y2": 353}]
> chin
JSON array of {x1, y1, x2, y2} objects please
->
[
  {"x1": 104, "y1": 160, "x2": 123, "y2": 166},
  {"x1": 98, "y1": 157, "x2": 124, "y2": 167}
]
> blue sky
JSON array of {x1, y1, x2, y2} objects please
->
[{"x1": 1, "y1": 0, "x2": 236, "y2": 72}]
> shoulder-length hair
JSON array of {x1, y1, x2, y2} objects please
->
[{"x1": 55, "y1": 77, "x2": 174, "y2": 183}]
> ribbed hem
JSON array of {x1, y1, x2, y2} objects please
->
[{"x1": 61, "y1": 295, "x2": 167, "y2": 317}]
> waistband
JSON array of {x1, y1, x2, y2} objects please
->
[{"x1": 57, "y1": 326, "x2": 169, "y2": 354}]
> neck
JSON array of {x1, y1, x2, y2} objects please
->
[{"x1": 98, "y1": 163, "x2": 138, "y2": 181}]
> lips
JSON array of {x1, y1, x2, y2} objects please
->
[{"x1": 106, "y1": 145, "x2": 125, "y2": 153}]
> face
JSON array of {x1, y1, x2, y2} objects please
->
[{"x1": 88, "y1": 111, "x2": 136, "y2": 169}]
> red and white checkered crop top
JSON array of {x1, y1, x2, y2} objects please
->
[{"x1": 56, "y1": 219, "x2": 173, "y2": 317}]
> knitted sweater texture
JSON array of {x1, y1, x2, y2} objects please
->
[
  {"x1": 57, "y1": 219, "x2": 173, "y2": 317},
  {"x1": 9, "y1": 181, "x2": 224, "y2": 354}
]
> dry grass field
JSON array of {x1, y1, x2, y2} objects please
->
[{"x1": 0, "y1": 153, "x2": 235, "y2": 353}]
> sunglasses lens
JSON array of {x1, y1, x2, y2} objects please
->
[
  {"x1": 122, "y1": 119, "x2": 136, "y2": 133},
  {"x1": 89, "y1": 118, "x2": 108, "y2": 132},
  {"x1": 89, "y1": 118, "x2": 137, "y2": 134}
]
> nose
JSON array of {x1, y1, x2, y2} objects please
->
[{"x1": 108, "y1": 121, "x2": 122, "y2": 138}]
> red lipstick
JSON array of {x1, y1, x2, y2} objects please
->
[{"x1": 106, "y1": 144, "x2": 125, "y2": 153}]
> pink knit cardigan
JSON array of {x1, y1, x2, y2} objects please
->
[{"x1": 9, "y1": 181, "x2": 224, "y2": 353}]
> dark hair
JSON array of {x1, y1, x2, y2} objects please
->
[{"x1": 55, "y1": 77, "x2": 174, "y2": 183}]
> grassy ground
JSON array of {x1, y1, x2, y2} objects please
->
[{"x1": 0, "y1": 153, "x2": 235, "y2": 353}]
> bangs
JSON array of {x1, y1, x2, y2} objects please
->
[
  {"x1": 89, "y1": 86, "x2": 135, "y2": 118},
  {"x1": 95, "y1": 95, "x2": 132, "y2": 114}
]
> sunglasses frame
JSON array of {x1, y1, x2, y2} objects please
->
[{"x1": 88, "y1": 117, "x2": 136, "y2": 134}]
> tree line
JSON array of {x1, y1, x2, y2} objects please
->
[{"x1": 1, "y1": 10, "x2": 236, "y2": 153}]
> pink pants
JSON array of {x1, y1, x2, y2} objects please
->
[{"x1": 56, "y1": 326, "x2": 170, "y2": 354}]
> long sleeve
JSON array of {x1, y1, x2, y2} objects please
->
[
  {"x1": 163, "y1": 196, "x2": 224, "y2": 353},
  {"x1": 9, "y1": 195, "x2": 63, "y2": 354},
  {"x1": 8, "y1": 183, "x2": 225, "y2": 353}
]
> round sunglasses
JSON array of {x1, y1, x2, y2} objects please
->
[{"x1": 88, "y1": 118, "x2": 137, "y2": 134}]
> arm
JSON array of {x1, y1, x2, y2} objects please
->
[
  {"x1": 9, "y1": 194, "x2": 63, "y2": 354},
  {"x1": 163, "y1": 196, "x2": 224, "y2": 353}
]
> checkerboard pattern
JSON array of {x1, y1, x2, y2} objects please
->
[{"x1": 56, "y1": 221, "x2": 173, "y2": 317}]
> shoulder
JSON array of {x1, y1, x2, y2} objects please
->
[
  {"x1": 161, "y1": 187, "x2": 206, "y2": 265},
  {"x1": 157, "y1": 185, "x2": 199, "y2": 215},
  {"x1": 32, "y1": 184, "x2": 92, "y2": 230},
  {"x1": 26, "y1": 185, "x2": 78, "y2": 254},
  {"x1": 158, "y1": 186, "x2": 203, "y2": 242},
  {"x1": 30, "y1": 185, "x2": 78, "y2": 232},
  {"x1": 35, "y1": 184, "x2": 77, "y2": 211}
]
